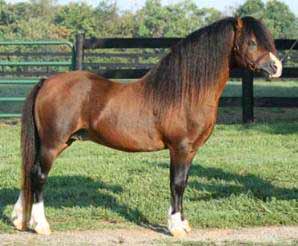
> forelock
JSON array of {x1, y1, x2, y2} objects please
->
[{"x1": 241, "y1": 16, "x2": 275, "y2": 52}]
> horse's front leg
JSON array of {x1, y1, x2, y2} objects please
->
[{"x1": 168, "y1": 144, "x2": 196, "y2": 237}]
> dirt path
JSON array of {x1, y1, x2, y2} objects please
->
[{"x1": 1, "y1": 226, "x2": 298, "y2": 245}]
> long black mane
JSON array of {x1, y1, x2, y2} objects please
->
[{"x1": 143, "y1": 16, "x2": 275, "y2": 115}]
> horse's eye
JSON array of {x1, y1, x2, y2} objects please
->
[{"x1": 249, "y1": 40, "x2": 257, "y2": 50}]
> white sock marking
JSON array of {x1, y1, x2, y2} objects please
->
[
  {"x1": 168, "y1": 206, "x2": 184, "y2": 231},
  {"x1": 167, "y1": 205, "x2": 191, "y2": 233},
  {"x1": 11, "y1": 192, "x2": 23, "y2": 220},
  {"x1": 30, "y1": 201, "x2": 49, "y2": 229}
]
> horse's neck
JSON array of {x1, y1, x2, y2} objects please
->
[
  {"x1": 191, "y1": 56, "x2": 231, "y2": 108},
  {"x1": 138, "y1": 44, "x2": 233, "y2": 111},
  {"x1": 214, "y1": 61, "x2": 231, "y2": 101}
]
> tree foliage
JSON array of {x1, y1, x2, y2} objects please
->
[
  {"x1": 235, "y1": 0, "x2": 298, "y2": 38},
  {"x1": 135, "y1": 0, "x2": 221, "y2": 37},
  {"x1": 0, "y1": 0, "x2": 296, "y2": 40}
]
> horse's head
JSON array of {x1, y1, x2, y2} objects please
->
[{"x1": 233, "y1": 16, "x2": 282, "y2": 78}]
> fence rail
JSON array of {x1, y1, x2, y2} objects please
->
[
  {"x1": 0, "y1": 36, "x2": 297, "y2": 122},
  {"x1": 0, "y1": 40, "x2": 75, "y2": 118},
  {"x1": 82, "y1": 37, "x2": 298, "y2": 50},
  {"x1": 74, "y1": 34, "x2": 298, "y2": 123}
]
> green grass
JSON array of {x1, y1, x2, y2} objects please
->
[
  {"x1": 222, "y1": 80, "x2": 298, "y2": 97},
  {"x1": 0, "y1": 122, "x2": 297, "y2": 233}
]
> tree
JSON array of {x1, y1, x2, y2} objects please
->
[
  {"x1": 134, "y1": 0, "x2": 222, "y2": 37},
  {"x1": 30, "y1": 0, "x2": 57, "y2": 20},
  {"x1": 114, "y1": 11, "x2": 135, "y2": 37},
  {"x1": 1, "y1": 0, "x2": 296, "y2": 41},
  {"x1": 93, "y1": 0, "x2": 123, "y2": 37},
  {"x1": 235, "y1": 0, "x2": 298, "y2": 38},
  {"x1": 134, "y1": 0, "x2": 168, "y2": 37},
  {"x1": 54, "y1": 2, "x2": 97, "y2": 38},
  {"x1": 264, "y1": 0, "x2": 297, "y2": 38},
  {"x1": 0, "y1": 1, "x2": 45, "y2": 39},
  {"x1": 235, "y1": 0, "x2": 265, "y2": 19}
]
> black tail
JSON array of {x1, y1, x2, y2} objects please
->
[{"x1": 21, "y1": 78, "x2": 45, "y2": 229}]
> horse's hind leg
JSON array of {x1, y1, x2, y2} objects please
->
[
  {"x1": 29, "y1": 145, "x2": 60, "y2": 235},
  {"x1": 12, "y1": 144, "x2": 66, "y2": 234}
]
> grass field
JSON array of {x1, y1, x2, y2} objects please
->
[
  {"x1": 0, "y1": 122, "x2": 297, "y2": 233},
  {"x1": 223, "y1": 80, "x2": 298, "y2": 97},
  {"x1": 0, "y1": 78, "x2": 297, "y2": 234}
]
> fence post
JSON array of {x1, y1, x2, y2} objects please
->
[
  {"x1": 242, "y1": 70, "x2": 254, "y2": 123},
  {"x1": 75, "y1": 32, "x2": 85, "y2": 70}
]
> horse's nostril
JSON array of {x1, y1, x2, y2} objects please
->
[{"x1": 270, "y1": 62, "x2": 277, "y2": 72}]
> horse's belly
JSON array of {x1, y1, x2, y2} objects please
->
[
  {"x1": 91, "y1": 124, "x2": 166, "y2": 152},
  {"x1": 89, "y1": 90, "x2": 166, "y2": 152}
]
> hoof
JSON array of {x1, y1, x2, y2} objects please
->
[
  {"x1": 34, "y1": 223, "x2": 51, "y2": 235},
  {"x1": 11, "y1": 192, "x2": 25, "y2": 231},
  {"x1": 12, "y1": 218, "x2": 25, "y2": 231},
  {"x1": 29, "y1": 201, "x2": 51, "y2": 235},
  {"x1": 182, "y1": 220, "x2": 191, "y2": 233},
  {"x1": 170, "y1": 227, "x2": 187, "y2": 238},
  {"x1": 169, "y1": 222, "x2": 190, "y2": 238},
  {"x1": 168, "y1": 211, "x2": 191, "y2": 238},
  {"x1": 30, "y1": 217, "x2": 51, "y2": 235}
]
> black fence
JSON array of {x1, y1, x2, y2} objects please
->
[
  {"x1": 74, "y1": 34, "x2": 298, "y2": 123},
  {"x1": 0, "y1": 35, "x2": 297, "y2": 121}
]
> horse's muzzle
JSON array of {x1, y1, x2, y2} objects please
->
[{"x1": 258, "y1": 52, "x2": 282, "y2": 78}]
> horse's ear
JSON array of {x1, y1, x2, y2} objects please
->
[{"x1": 235, "y1": 16, "x2": 243, "y2": 31}]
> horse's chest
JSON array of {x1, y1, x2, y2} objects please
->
[
  {"x1": 192, "y1": 121, "x2": 215, "y2": 148},
  {"x1": 188, "y1": 108, "x2": 217, "y2": 148}
]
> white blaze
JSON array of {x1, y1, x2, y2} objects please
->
[{"x1": 269, "y1": 52, "x2": 282, "y2": 78}]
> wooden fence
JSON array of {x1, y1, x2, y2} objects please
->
[
  {"x1": 74, "y1": 34, "x2": 298, "y2": 123},
  {"x1": 0, "y1": 36, "x2": 297, "y2": 122}
]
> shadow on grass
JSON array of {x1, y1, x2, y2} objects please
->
[
  {"x1": 253, "y1": 122, "x2": 298, "y2": 135},
  {"x1": 188, "y1": 163, "x2": 298, "y2": 201},
  {"x1": 217, "y1": 108, "x2": 298, "y2": 125},
  {"x1": 1, "y1": 163, "x2": 297, "y2": 232},
  {"x1": 0, "y1": 176, "x2": 167, "y2": 234},
  {"x1": 231, "y1": 121, "x2": 298, "y2": 135},
  {"x1": 145, "y1": 160, "x2": 298, "y2": 201}
]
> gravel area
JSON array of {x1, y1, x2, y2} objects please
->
[{"x1": 1, "y1": 226, "x2": 298, "y2": 245}]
